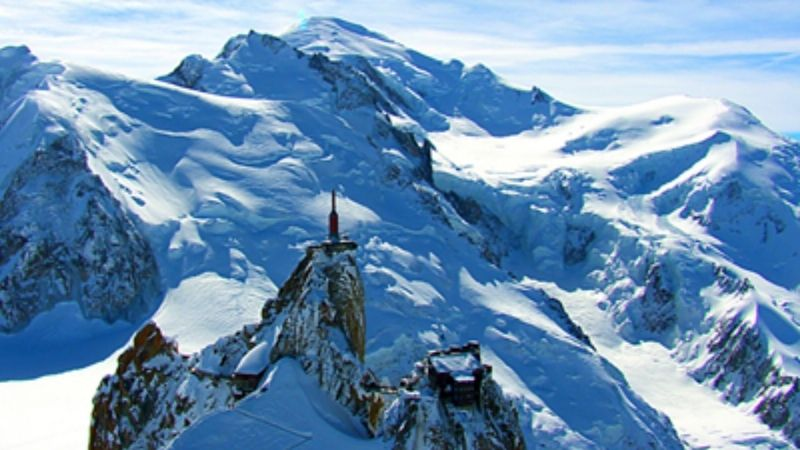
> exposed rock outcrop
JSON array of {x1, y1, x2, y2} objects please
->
[
  {"x1": 693, "y1": 315, "x2": 773, "y2": 404},
  {"x1": 263, "y1": 241, "x2": 383, "y2": 434},
  {"x1": 563, "y1": 223, "x2": 596, "y2": 265},
  {"x1": 757, "y1": 378, "x2": 800, "y2": 447},
  {"x1": 637, "y1": 262, "x2": 678, "y2": 334},
  {"x1": 90, "y1": 323, "x2": 259, "y2": 449},
  {"x1": 692, "y1": 314, "x2": 800, "y2": 446},
  {"x1": 161, "y1": 54, "x2": 210, "y2": 90},
  {"x1": 618, "y1": 261, "x2": 678, "y2": 341},
  {"x1": 0, "y1": 136, "x2": 159, "y2": 332}
]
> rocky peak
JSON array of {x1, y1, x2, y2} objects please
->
[
  {"x1": 91, "y1": 323, "x2": 190, "y2": 449},
  {"x1": 264, "y1": 241, "x2": 383, "y2": 433},
  {"x1": 91, "y1": 240, "x2": 384, "y2": 446},
  {"x1": 91, "y1": 321, "x2": 258, "y2": 449},
  {"x1": 264, "y1": 241, "x2": 366, "y2": 361},
  {"x1": 117, "y1": 322, "x2": 179, "y2": 374},
  {"x1": 219, "y1": 30, "x2": 294, "y2": 59},
  {"x1": 160, "y1": 54, "x2": 210, "y2": 90}
]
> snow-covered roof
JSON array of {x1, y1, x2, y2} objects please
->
[
  {"x1": 453, "y1": 375, "x2": 475, "y2": 383},
  {"x1": 430, "y1": 353, "x2": 480, "y2": 379},
  {"x1": 234, "y1": 341, "x2": 270, "y2": 376}
]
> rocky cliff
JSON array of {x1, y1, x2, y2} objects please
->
[
  {"x1": 90, "y1": 243, "x2": 379, "y2": 448},
  {"x1": 90, "y1": 322, "x2": 257, "y2": 449},
  {"x1": 262, "y1": 241, "x2": 383, "y2": 435},
  {"x1": 0, "y1": 135, "x2": 159, "y2": 332},
  {"x1": 692, "y1": 311, "x2": 800, "y2": 447},
  {"x1": 90, "y1": 241, "x2": 379, "y2": 448}
]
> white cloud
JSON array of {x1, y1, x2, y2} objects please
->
[
  {"x1": 387, "y1": 28, "x2": 800, "y2": 64},
  {"x1": 0, "y1": 0, "x2": 302, "y2": 76}
]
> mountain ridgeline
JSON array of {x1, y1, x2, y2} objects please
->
[{"x1": 0, "y1": 16, "x2": 798, "y2": 449}]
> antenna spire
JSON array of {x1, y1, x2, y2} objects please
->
[{"x1": 328, "y1": 189, "x2": 339, "y2": 241}]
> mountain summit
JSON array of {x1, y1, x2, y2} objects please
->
[{"x1": 1, "y1": 16, "x2": 798, "y2": 449}]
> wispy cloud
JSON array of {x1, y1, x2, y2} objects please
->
[
  {"x1": 390, "y1": 28, "x2": 800, "y2": 65},
  {"x1": 0, "y1": 0, "x2": 798, "y2": 132},
  {"x1": 0, "y1": 0, "x2": 302, "y2": 74}
]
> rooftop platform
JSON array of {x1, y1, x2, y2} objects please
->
[{"x1": 307, "y1": 239, "x2": 358, "y2": 256}]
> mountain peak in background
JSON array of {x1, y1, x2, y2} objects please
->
[
  {"x1": 1, "y1": 16, "x2": 799, "y2": 449},
  {"x1": 292, "y1": 16, "x2": 398, "y2": 46}
]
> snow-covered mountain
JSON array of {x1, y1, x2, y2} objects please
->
[{"x1": 1, "y1": 16, "x2": 799, "y2": 449}]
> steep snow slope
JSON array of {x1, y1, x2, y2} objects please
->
[
  {"x1": 1, "y1": 16, "x2": 798, "y2": 449},
  {"x1": 532, "y1": 280, "x2": 790, "y2": 449},
  {"x1": 283, "y1": 18, "x2": 578, "y2": 137}
]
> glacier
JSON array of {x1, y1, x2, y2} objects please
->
[{"x1": 0, "y1": 16, "x2": 798, "y2": 449}]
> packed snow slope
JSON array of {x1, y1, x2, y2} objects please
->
[{"x1": 0, "y1": 16, "x2": 798, "y2": 449}]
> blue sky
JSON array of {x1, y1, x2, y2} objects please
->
[{"x1": 1, "y1": 0, "x2": 798, "y2": 134}]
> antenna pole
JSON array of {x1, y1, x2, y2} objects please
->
[{"x1": 328, "y1": 189, "x2": 339, "y2": 242}]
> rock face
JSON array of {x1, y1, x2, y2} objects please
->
[
  {"x1": 90, "y1": 322, "x2": 257, "y2": 449},
  {"x1": 693, "y1": 315, "x2": 773, "y2": 404},
  {"x1": 757, "y1": 378, "x2": 800, "y2": 447},
  {"x1": 692, "y1": 313, "x2": 800, "y2": 447},
  {"x1": 563, "y1": 223, "x2": 596, "y2": 266},
  {"x1": 0, "y1": 136, "x2": 160, "y2": 332},
  {"x1": 92, "y1": 323, "x2": 193, "y2": 449},
  {"x1": 263, "y1": 241, "x2": 383, "y2": 434},
  {"x1": 623, "y1": 262, "x2": 678, "y2": 339},
  {"x1": 266, "y1": 242, "x2": 367, "y2": 361}
]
